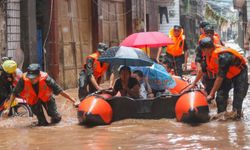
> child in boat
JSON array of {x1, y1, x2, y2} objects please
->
[{"x1": 132, "y1": 70, "x2": 154, "y2": 99}]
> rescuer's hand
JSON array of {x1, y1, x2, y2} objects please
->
[
  {"x1": 97, "y1": 86, "x2": 104, "y2": 91},
  {"x1": 206, "y1": 95, "x2": 214, "y2": 104},
  {"x1": 73, "y1": 100, "x2": 80, "y2": 108},
  {"x1": 180, "y1": 83, "x2": 195, "y2": 94}
]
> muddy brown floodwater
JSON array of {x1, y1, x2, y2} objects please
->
[{"x1": 0, "y1": 88, "x2": 250, "y2": 150}]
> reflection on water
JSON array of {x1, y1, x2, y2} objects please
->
[{"x1": 0, "y1": 88, "x2": 250, "y2": 149}]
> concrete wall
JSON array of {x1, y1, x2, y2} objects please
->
[
  {"x1": 158, "y1": 0, "x2": 180, "y2": 35},
  {"x1": 0, "y1": 5, "x2": 6, "y2": 59}
]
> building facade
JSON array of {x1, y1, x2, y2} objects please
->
[
  {"x1": 234, "y1": 0, "x2": 248, "y2": 50},
  {"x1": 1, "y1": 0, "x2": 206, "y2": 88},
  {"x1": 180, "y1": 0, "x2": 206, "y2": 49}
]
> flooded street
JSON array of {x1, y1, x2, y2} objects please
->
[{"x1": 0, "y1": 88, "x2": 250, "y2": 150}]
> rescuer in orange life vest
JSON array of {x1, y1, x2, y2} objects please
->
[
  {"x1": 3, "y1": 64, "x2": 79, "y2": 126},
  {"x1": 201, "y1": 37, "x2": 248, "y2": 119},
  {"x1": 198, "y1": 21, "x2": 209, "y2": 42},
  {"x1": 156, "y1": 25, "x2": 188, "y2": 76},
  {"x1": 184, "y1": 24, "x2": 225, "y2": 95},
  {"x1": 78, "y1": 43, "x2": 109, "y2": 100},
  {"x1": 0, "y1": 59, "x2": 23, "y2": 106}
]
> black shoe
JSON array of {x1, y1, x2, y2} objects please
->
[
  {"x1": 232, "y1": 109, "x2": 243, "y2": 120},
  {"x1": 51, "y1": 116, "x2": 62, "y2": 124},
  {"x1": 37, "y1": 121, "x2": 49, "y2": 126}
]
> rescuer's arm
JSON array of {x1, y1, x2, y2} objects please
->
[
  {"x1": 207, "y1": 76, "x2": 223, "y2": 100},
  {"x1": 86, "y1": 58, "x2": 103, "y2": 90},
  {"x1": 90, "y1": 75, "x2": 102, "y2": 90},
  {"x1": 109, "y1": 73, "x2": 115, "y2": 88},
  {"x1": 46, "y1": 76, "x2": 79, "y2": 106},
  {"x1": 60, "y1": 91, "x2": 77, "y2": 105},
  {"x1": 183, "y1": 41, "x2": 188, "y2": 71},
  {"x1": 156, "y1": 47, "x2": 163, "y2": 63},
  {"x1": 181, "y1": 63, "x2": 202, "y2": 94},
  {"x1": 3, "y1": 79, "x2": 24, "y2": 116}
]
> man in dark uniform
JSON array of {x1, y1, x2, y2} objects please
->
[
  {"x1": 201, "y1": 37, "x2": 248, "y2": 119},
  {"x1": 4, "y1": 64, "x2": 79, "y2": 126},
  {"x1": 186, "y1": 24, "x2": 224, "y2": 95},
  {"x1": 78, "y1": 43, "x2": 109, "y2": 100}
]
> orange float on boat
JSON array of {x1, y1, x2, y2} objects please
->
[
  {"x1": 169, "y1": 76, "x2": 189, "y2": 94},
  {"x1": 175, "y1": 91, "x2": 209, "y2": 123},
  {"x1": 78, "y1": 95, "x2": 113, "y2": 126}
]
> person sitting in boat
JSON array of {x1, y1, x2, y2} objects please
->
[
  {"x1": 132, "y1": 70, "x2": 154, "y2": 99},
  {"x1": 112, "y1": 66, "x2": 140, "y2": 99}
]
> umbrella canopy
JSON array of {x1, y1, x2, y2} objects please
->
[
  {"x1": 100, "y1": 46, "x2": 119, "y2": 58},
  {"x1": 98, "y1": 46, "x2": 153, "y2": 66},
  {"x1": 131, "y1": 63, "x2": 176, "y2": 90},
  {"x1": 120, "y1": 31, "x2": 174, "y2": 48}
]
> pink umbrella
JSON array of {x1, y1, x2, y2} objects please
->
[{"x1": 120, "y1": 31, "x2": 174, "y2": 48}]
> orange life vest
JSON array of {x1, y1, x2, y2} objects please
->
[
  {"x1": 198, "y1": 33, "x2": 207, "y2": 43},
  {"x1": 199, "y1": 33, "x2": 222, "y2": 62},
  {"x1": 198, "y1": 32, "x2": 221, "y2": 45},
  {"x1": 19, "y1": 72, "x2": 53, "y2": 105},
  {"x1": 213, "y1": 33, "x2": 221, "y2": 45},
  {"x1": 86, "y1": 52, "x2": 108, "y2": 79},
  {"x1": 166, "y1": 28, "x2": 185, "y2": 56},
  {"x1": 206, "y1": 47, "x2": 246, "y2": 79}
]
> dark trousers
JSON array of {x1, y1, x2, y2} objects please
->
[
  {"x1": 202, "y1": 76, "x2": 216, "y2": 95},
  {"x1": 30, "y1": 97, "x2": 61, "y2": 125},
  {"x1": 159, "y1": 6, "x2": 169, "y2": 24},
  {"x1": 164, "y1": 53, "x2": 184, "y2": 76},
  {"x1": 78, "y1": 70, "x2": 101, "y2": 100},
  {"x1": 216, "y1": 68, "x2": 249, "y2": 113}
]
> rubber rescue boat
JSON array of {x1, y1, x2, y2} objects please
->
[{"x1": 78, "y1": 77, "x2": 210, "y2": 126}]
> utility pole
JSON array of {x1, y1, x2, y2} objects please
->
[{"x1": 144, "y1": 0, "x2": 147, "y2": 32}]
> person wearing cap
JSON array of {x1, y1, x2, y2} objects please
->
[
  {"x1": 198, "y1": 21, "x2": 210, "y2": 42},
  {"x1": 4, "y1": 64, "x2": 78, "y2": 126},
  {"x1": 193, "y1": 24, "x2": 224, "y2": 95},
  {"x1": 203, "y1": 25, "x2": 224, "y2": 46},
  {"x1": 78, "y1": 43, "x2": 109, "y2": 100},
  {"x1": 190, "y1": 22, "x2": 210, "y2": 74},
  {"x1": 112, "y1": 66, "x2": 140, "y2": 99},
  {"x1": 156, "y1": 25, "x2": 188, "y2": 76},
  {"x1": 196, "y1": 24, "x2": 224, "y2": 63},
  {"x1": 1, "y1": 59, "x2": 23, "y2": 86},
  {"x1": 0, "y1": 60, "x2": 17, "y2": 106},
  {"x1": 186, "y1": 37, "x2": 248, "y2": 119},
  {"x1": 195, "y1": 22, "x2": 211, "y2": 64},
  {"x1": 0, "y1": 60, "x2": 22, "y2": 105}
]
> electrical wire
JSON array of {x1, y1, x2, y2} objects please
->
[{"x1": 43, "y1": 0, "x2": 54, "y2": 71}]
